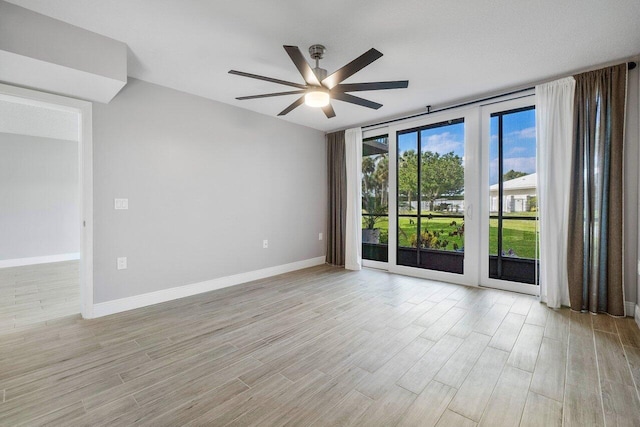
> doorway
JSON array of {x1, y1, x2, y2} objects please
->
[{"x1": 0, "y1": 83, "x2": 93, "y2": 329}]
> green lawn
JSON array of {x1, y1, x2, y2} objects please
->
[{"x1": 364, "y1": 213, "x2": 539, "y2": 259}]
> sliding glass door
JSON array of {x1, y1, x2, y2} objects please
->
[
  {"x1": 387, "y1": 108, "x2": 480, "y2": 285},
  {"x1": 396, "y1": 119, "x2": 466, "y2": 273},
  {"x1": 375, "y1": 97, "x2": 536, "y2": 295},
  {"x1": 481, "y1": 98, "x2": 539, "y2": 293}
]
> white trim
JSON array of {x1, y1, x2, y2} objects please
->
[
  {"x1": 361, "y1": 126, "x2": 389, "y2": 140},
  {"x1": 387, "y1": 107, "x2": 481, "y2": 288},
  {"x1": 0, "y1": 83, "x2": 94, "y2": 319},
  {"x1": 625, "y1": 301, "x2": 636, "y2": 318},
  {"x1": 480, "y1": 280, "x2": 539, "y2": 296},
  {"x1": 388, "y1": 124, "x2": 398, "y2": 270},
  {"x1": 362, "y1": 260, "x2": 388, "y2": 270},
  {"x1": 635, "y1": 304, "x2": 640, "y2": 326},
  {"x1": 91, "y1": 256, "x2": 326, "y2": 318},
  {"x1": 479, "y1": 96, "x2": 539, "y2": 294},
  {"x1": 390, "y1": 264, "x2": 479, "y2": 288},
  {"x1": 0, "y1": 253, "x2": 80, "y2": 268}
]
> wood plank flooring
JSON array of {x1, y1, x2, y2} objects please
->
[
  {"x1": 0, "y1": 261, "x2": 79, "y2": 334},
  {"x1": 1, "y1": 265, "x2": 639, "y2": 426}
]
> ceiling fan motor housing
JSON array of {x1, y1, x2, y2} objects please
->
[{"x1": 308, "y1": 44, "x2": 326, "y2": 60}]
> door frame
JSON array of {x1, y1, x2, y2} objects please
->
[
  {"x1": 479, "y1": 95, "x2": 539, "y2": 295},
  {"x1": 0, "y1": 83, "x2": 94, "y2": 318},
  {"x1": 361, "y1": 126, "x2": 391, "y2": 270},
  {"x1": 387, "y1": 107, "x2": 481, "y2": 287}
]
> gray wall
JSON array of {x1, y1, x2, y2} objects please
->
[
  {"x1": 0, "y1": 133, "x2": 79, "y2": 260},
  {"x1": 92, "y1": 78, "x2": 326, "y2": 303}
]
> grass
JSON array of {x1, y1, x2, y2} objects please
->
[{"x1": 363, "y1": 212, "x2": 539, "y2": 259}]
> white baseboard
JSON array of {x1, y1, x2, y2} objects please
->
[
  {"x1": 0, "y1": 253, "x2": 80, "y2": 269},
  {"x1": 625, "y1": 301, "x2": 636, "y2": 318},
  {"x1": 635, "y1": 305, "x2": 640, "y2": 329},
  {"x1": 91, "y1": 256, "x2": 326, "y2": 318}
]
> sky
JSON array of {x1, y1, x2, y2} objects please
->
[
  {"x1": 398, "y1": 122, "x2": 465, "y2": 158},
  {"x1": 397, "y1": 109, "x2": 536, "y2": 186},
  {"x1": 489, "y1": 108, "x2": 536, "y2": 185}
]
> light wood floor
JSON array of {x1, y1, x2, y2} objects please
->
[
  {"x1": 0, "y1": 261, "x2": 79, "y2": 334},
  {"x1": 1, "y1": 265, "x2": 639, "y2": 426}
]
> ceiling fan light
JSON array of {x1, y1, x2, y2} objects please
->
[{"x1": 304, "y1": 90, "x2": 330, "y2": 108}]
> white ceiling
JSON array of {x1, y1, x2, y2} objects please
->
[{"x1": 7, "y1": 0, "x2": 640, "y2": 132}]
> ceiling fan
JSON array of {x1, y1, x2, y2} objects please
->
[{"x1": 229, "y1": 44, "x2": 409, "y2": 118}]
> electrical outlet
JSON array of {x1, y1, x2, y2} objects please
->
[
  {"x1": 117, "y1": 257, "x2": 127, "y2": 270},
  {"x1": 319, "y1": 232, "x2": 323, "y2": 241},
  {"x1": 114, "y1": 198, "x2": 129, "y2": 210},
  {"x1": 263, "y1": 239, "x2": 268, "y2": 249}
]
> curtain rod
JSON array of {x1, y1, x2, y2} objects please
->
[{"x1": 361, "y1": 61, "x2": 637, "y2": 131}]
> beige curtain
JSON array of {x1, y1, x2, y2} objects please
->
[
  {"x1": 326, "y1": 131, "x2": 346, "y2": 266},
  {"x1": 567, "y1": 64, "x2": 627, "y2": 316}
]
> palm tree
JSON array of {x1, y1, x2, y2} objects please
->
[{"x1": 374, "y1": 154, "x2": 389, "y2": 206}]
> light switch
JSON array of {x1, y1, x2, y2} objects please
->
[
  {"x1": 319, "y1": 233, "x2": 323, "y2": 241},
  {"x1": 263, "y1": 239, "x2": 268, "y2": 249},
  {"x1": 117, "y1": 257, "x2": 127, "y2": 270},
  {"x1": 115, "y1": 198, "x2": 129, "y2": 210}
]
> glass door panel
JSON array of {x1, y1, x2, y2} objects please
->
[
  {"x1": 397, "y1": 118, "x2": 465, "y2": 273},
  {"x1": 488, "y1": 106, "x2": 539, "y2": 284},
  {"x1": 362, "y1": 135, "x2": 389, "y2": 263},
  {"x1": 397, "y1": 131, "x2": 419, "y2": 266}
]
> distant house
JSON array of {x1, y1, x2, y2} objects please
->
[
  {"x1": 406, "y1": 198, "x2": 464, "y2": 213},
  {"x1": 490, "y1": 173, "x2": 537, "y2": 213}
]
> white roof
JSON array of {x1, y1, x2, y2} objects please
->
[{"x1": 490, "y1": 173, "x2": 537, "y2": 191}]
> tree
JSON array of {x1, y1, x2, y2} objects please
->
[
  {"x1": 373, "y1": 154, "x2": 389, "y2": 206},
  {"x1": 421, "y1": 151, "x2": 464, "y2": 211},
  {"x1": 503, "y1": 169, "x2": 527, "y2": 181},
  {"x1": 362, "y1": 153, "x2": 389, "y2": 229},
  {"x1": 398, "y1": 150, "x2": 418, "y2": 212},
  {"x1": 362, "y1": 156, "x2": 377, "y2": 198}
]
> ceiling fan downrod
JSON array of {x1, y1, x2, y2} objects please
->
[{"x1": 308, "y1": 44, "x2": 327, "y2": 81}]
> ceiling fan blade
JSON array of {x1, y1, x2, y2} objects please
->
[
  {"x1": 283, "y1": 46, "x2": 321, "y2": 86},
  {"x1": 236, "y1": 90, "x2": 306, "y2": 100},
  {"x1": 334, "y1": 81, "x2": 409, "y2": 92},
  {"x1": 332, "y1": 92, "x2": 382, "y2": 110},
  {"x1": 322, "y1": 48, "x2": 384, "y2": 89},
  {"x1": 322, "y1": 103, "x2": 336, "y2": 118},
  {"x1": 229, "y1": 70, "x2": 307, "y2": 89},
  {"x1": 278, "y1": 95, "x2": 306, "y2": 116}
]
